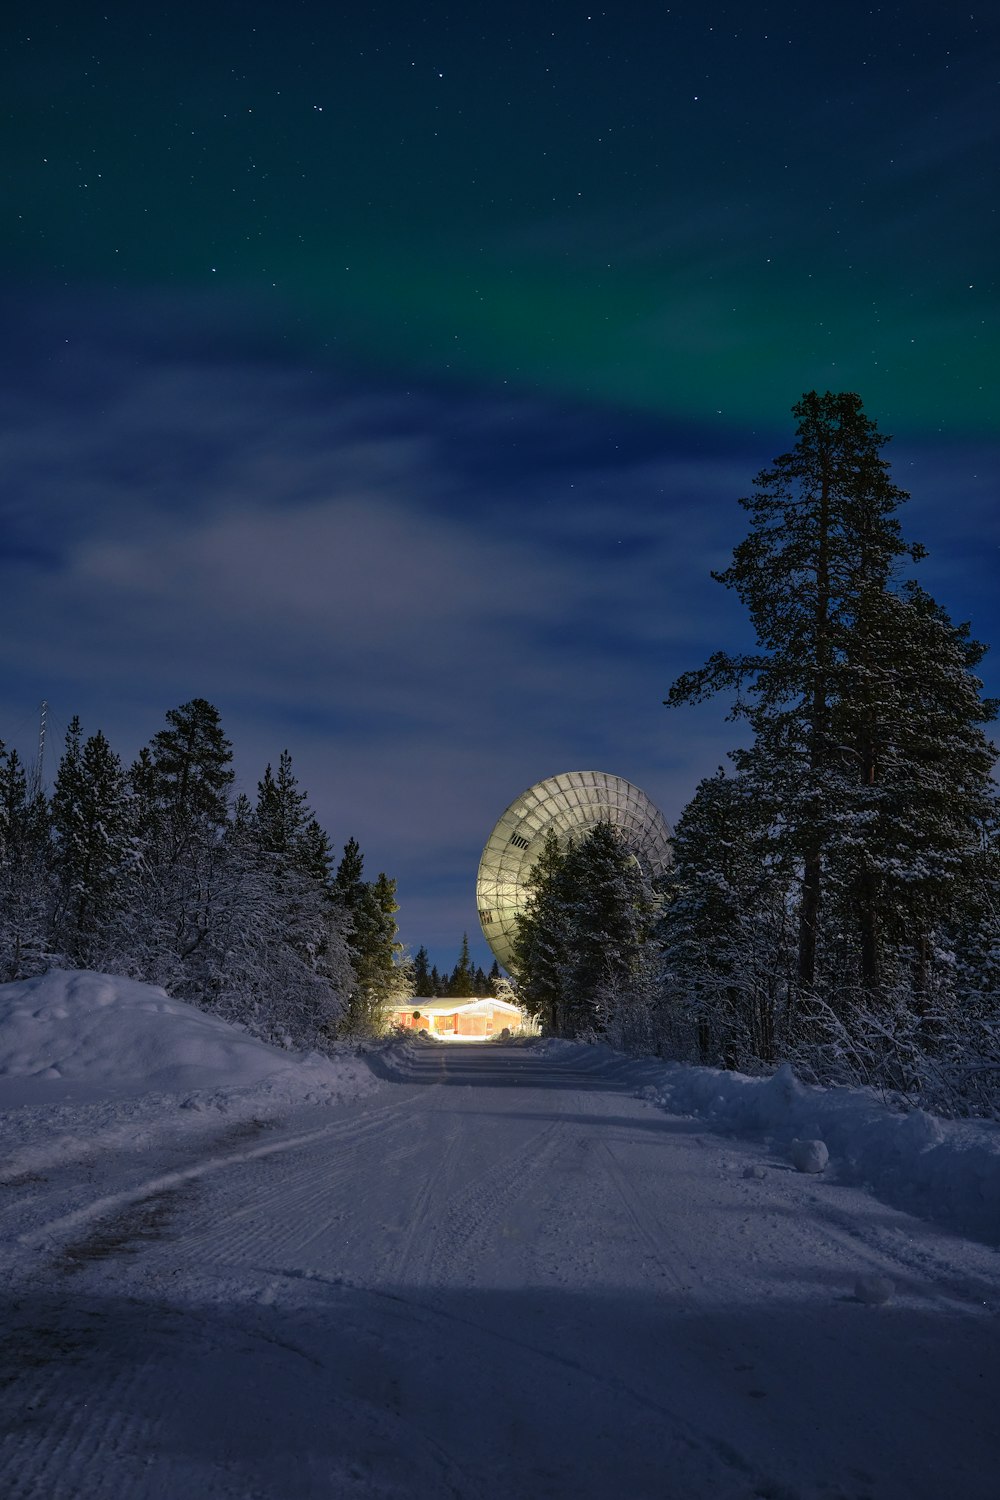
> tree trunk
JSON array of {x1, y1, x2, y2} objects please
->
[
  {"x1": 797, "y1": 459, "x2": 832, "y2": 1002},
  {"x1": 797, "y1": 853, "x2": 820, "y2": 996},
  {"x1": 859, "y1": 892, "x2": 879, "y2": 997},
  {"x1": 858, "y1": 720, "x2": 879, "y2": 998}
]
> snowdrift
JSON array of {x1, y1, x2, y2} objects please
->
[
  {"x1": 0, "y1": 969, "x2": 341, "y2": 1093},
  {"x1": 541, "y1": 1039, "x2": 1000, "y2": 1245},
  {"x1": 0, "y1": 970, "x2": 384, "y2": 1179}
]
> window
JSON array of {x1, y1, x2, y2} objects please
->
[{"x1": 509, "y1": 834, "x2": 530, "y2": 850}]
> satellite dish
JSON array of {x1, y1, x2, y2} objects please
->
[{"x1": 476, "y1": 771, "x2": 672, "y2": 974}]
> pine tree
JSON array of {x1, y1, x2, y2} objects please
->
[
  {"x1": 254, "y1": 751, "x2": 332, "y2": 884},
  {"x1": 231, "y1": 790, "x2": 254, "y2": 834},
  {"x1": 669, "y1": 392, "x2": 923, "y2": 1005},
  {"x1": 146, "y1": 698, "x2": 233, "y2": 860},
  {"x1": 51, "y1": 721, "x2": 132, "y2": 966},
  {"x1": 333, "y1": 837, "x2": 402, "y2": 1034},
  {"x1": 0, "y1": 745, "x2": 50, "y2": 981},
  {"x1": 177, "y1": 808, "x2": 350, "y2": 1049},
  {"x1": 557, "y1": 823, "x2": 657, "y2": 1037},
  {"x1": 250, "y1": 751, "x2": 345, "y2": 993},
  {"x1": 412, "y1": 945, "x2": 432, "y2": 996},
  {"x1": 298, "y1": 817, "x2": 335, "y2": 887},
  {"x1": 344, "y1": 872, "x2": 401, "y2": 1033},
  {"x1": 510, "y1": 825, "x2": 656, "y2": 1039},
  {"x1": 667, "y1": 390, "x2": 998, "y2": 1070},
  {"x1": 827, "y1": 582, "x2": 998, "y2": 1002},
  {"x1": 658, "y1": 769, "x2": 791, "y2": 1066},
  {"x1": 256, "y1": 753, "x2": 308, "y2": 859},
  {"x1": 334, "y1": 837, "x2": 364, "y2": 906},
  {"x1": 129, "y1": 746, "x2": 160, "y2": 850},
  {"x1": 487, "y1": 958, "x2": 502, "y2": 994},
  {"x1": 510, "y1": 829, "x2": 570, "y2": 1033},
  {"x1": 123, "y1": 702, "x2": 234, "y2": 980},
  {"x1": 448, "y1": 932, "x2": 475, "y2": 997}
]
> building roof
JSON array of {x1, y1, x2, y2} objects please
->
[{"x1": 392, "y1": 996, "x2": 524, "y2": 1018}]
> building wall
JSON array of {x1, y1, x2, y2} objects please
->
[
  {"x1": 389, "y1": 1003, "x2": 523, "y2": 1036},
  {"x1": 395, "y1": 1010, "x2": 431, "y2": 1031},
  {"x1": 455, "y1": 1013, "x2": 490, "y2": 1036}
]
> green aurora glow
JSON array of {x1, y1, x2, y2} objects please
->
[{"x1": 5, "y1": 3, "x2": 997, "y2": 433}]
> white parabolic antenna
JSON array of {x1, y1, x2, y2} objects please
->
[{"x1": 476, "y1": 770, "x2": 672, "y2": 974}]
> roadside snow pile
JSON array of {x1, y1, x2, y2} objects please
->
[
  {"x1": 1, "y1": 970, "x2": 327, "y2": 1093},
  {"x1": 0, "y1": 970, "x2": 384, "y2": 1178},
  {"x1": 539, "y1": 1039, "x2": 1000, "y2": 1244}
]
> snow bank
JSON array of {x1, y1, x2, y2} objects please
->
[
  {"x1": 539, "y1": 1039, "x2": 1000, "y2": 1244},
  {"x1": 0, "y1": 970, "x2": 383, "y2": 1179},
  {"x1": 0, "y1": 970, "x2": 335, "y2": 1093}
]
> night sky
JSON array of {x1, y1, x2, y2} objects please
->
[{"x1": 3, "y1": 2, "x2": 998, "y2": 971}]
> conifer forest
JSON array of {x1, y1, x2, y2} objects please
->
[{"x1": 0, "y1": 699, "x2": 404, "y2": 1049}]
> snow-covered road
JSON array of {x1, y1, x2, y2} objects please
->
[{"x1": 3, "y1": 1040, "x2": 1000, "y2": 1499}]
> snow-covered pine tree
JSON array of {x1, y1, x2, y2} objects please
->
[
  {"x1": 255, "y1": 753, "x2": 310, "y2": 862},
  {"x1": 146, "y1": 698, "x2": 234, "y2": 862},
  {"x1": 668, "y1": 392, "x2": 922, "y2": 1009},
  {"x1": 122, "y1": 701, "x2": 235, "y2": 985},
  {"x1": 557, "y1": 823, "x2": 657, "y2": 1039},
  {"x1": 511, "y1": 825, "x2": 657, "y2": 1040},
  {"x1": 827, "y1": 581, "x2": 998, "y2": 1003},
  {"x1": 667, "y1": 391, "x2": 998, "y2": 1086},
  {"x1": 929, "y1": 784, "x2": 1000, "y2": 1115},
  {"x1": 254, "y1": 751, "x2": 333, "y2": 885},
  {"x1": 334, "y1": 840, "x2": 402, "y2": 1035},
  {"x1": 0, "y1": 745, "x2": 50, "y2": 981},
  {"x1": 50, "y1": 721, "x2": 132, "y2": 967},
  {"x1": 128, "y1": 749, "x2": 351, "y2": 1050},
  {"x1": 177, "y1": 807, "x2": 348, "y2": 1050},
  {"x1": 658, "y1": 768, "x2": 792, "y2": 1066},
  {"x1": 251, "y1": 750, "x2": 352, "y2": 1011},
  {"x1": 510, "y1": 829, "x2": 570, "y2": 1034}
]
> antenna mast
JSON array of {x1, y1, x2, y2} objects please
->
[{"x1": 37, "y1": 700, "x2": 48, "y2": 789}]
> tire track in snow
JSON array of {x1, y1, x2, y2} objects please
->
[
  {"x1": 426, "y1": 1118, "x2": 565, "y2": 1282},
  {"x1": 387, "y1": 1109, "x2": 466, "y2": 1287},
  {"x1": 179, "y1": 1108, "x2": 428, "y2": 1268},
  {"x1": 598, "y1": 1138, "x2": 708, "y2": 1299},
  {"x1": 11, "y1": 1086, "x2": 429, "y2": 1265}
]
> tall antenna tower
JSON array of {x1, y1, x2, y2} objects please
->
[{"x1": 37, "y1": 700, "x2": 48, "y2": 790}]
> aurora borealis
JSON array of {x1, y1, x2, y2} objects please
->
[{"x1": 2, "y1": 2, "x2": 998, "y2": 963}]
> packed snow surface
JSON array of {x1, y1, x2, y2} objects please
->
[{"x1": 3, "y1": 974, "x2": 1000, "y2": 1499}]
